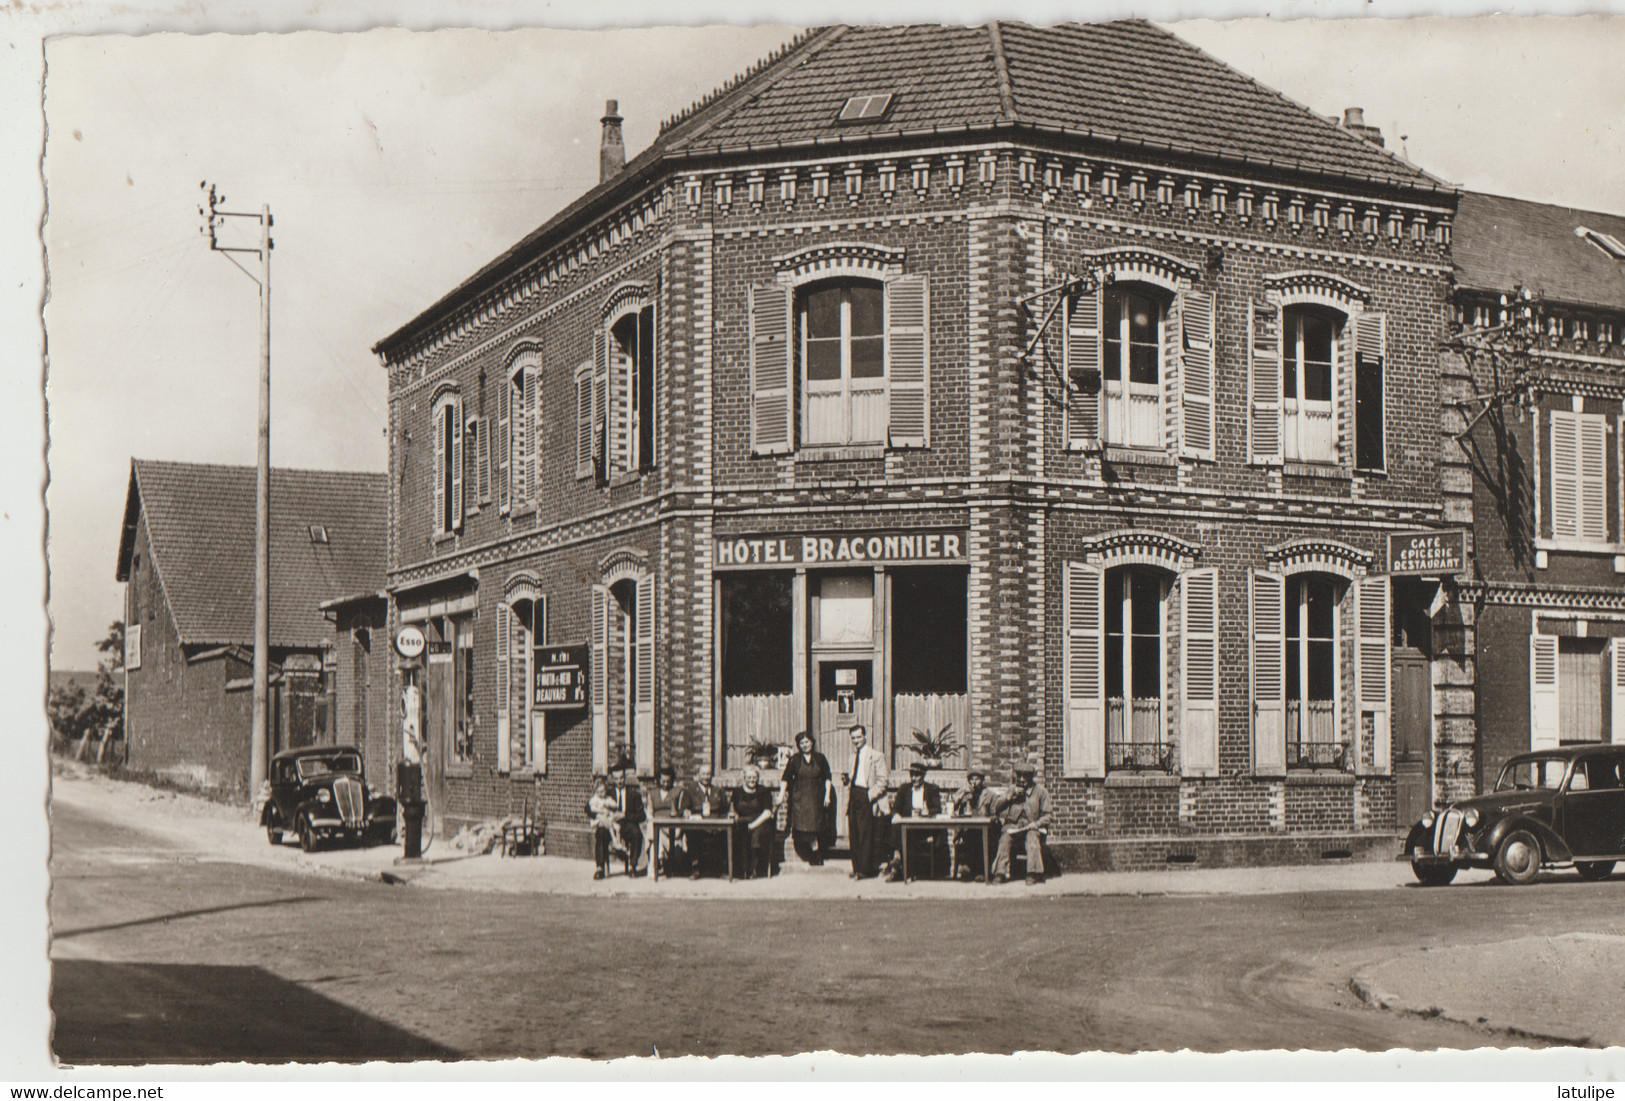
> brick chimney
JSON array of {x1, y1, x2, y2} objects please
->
[
  {"x1": 600, "y1": 99, "x2": 625, "y2": 182},
  {"x1": 1341, "y1": 107, "x2": 1385, "y2": 148}
]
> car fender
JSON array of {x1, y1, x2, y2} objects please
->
[
  {"x1": 259, "y1": 802, "x2": 277, "y2": 827},
  {"x1": 1481, "y1": 816, "x2": 1572, "y2": 864},
  {"x1": 1403, "y1": 819, "x2": 1434, "y2": 854}
]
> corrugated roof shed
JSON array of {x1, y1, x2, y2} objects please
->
[
  {"x1": 377, "y1": 20, "x2": 1445, "y2": 358},
  {"x1": 115, "y1": 459, "x2": 387, "y2": 650},
  {"x1": 1455, "y1": 191, "x2": 1625, "y2": 313}
]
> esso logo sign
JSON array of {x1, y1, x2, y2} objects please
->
[{"x1": 394, "y1": 625, "x2": 426, "y2": 659}]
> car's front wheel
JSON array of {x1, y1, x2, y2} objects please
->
[
  {"x1": 1411, "y1": 862, "x2": 1457, "y2": 887},
  {"x1": 297, "y1": 814, "x2": 317, "y2": 853},
  {"x1": 1494, "y1": 829, "x2": 1542, "y2": 885},
  {"x1": 1576, "y1": 861, "x2": 1616, "y2": 881},
  {"x1": 266, "y1": 815, "x2": 284, "y2": 846}
]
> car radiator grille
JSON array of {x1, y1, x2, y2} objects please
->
[
  {"x1": 333, "y1": 777, "x2": 364, "y2": 827},
  {"x1": 1433, "y1": 809, "x2": 1464, "y2": 854}
]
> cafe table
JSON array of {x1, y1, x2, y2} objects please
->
[
  {"x1": 895, "y1": 815, "x2": 996, "y2": 883},
  {"x1": 649, "y1": 814, "x2": 736, "y2": 882}
]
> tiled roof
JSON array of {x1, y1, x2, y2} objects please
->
[
  {"x1": 116, "y1": 459, "x2": 387, "y2": 650},
  {"x1": 377, "y1": 20, "x2": 1444, "y2": 357},
  {"x1": 1454, "y1": 191, "x2": 1625, "y2": 312}
]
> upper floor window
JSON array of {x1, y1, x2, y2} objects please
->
[
  {"x1": 1547, "y1": 409, "x2": 1611, "y2": 544},
  {"x1": 802, "y1": 280, "x2": 885, "y2": 446},
  {"x1": 1283, "y1": 305, "x2": 1339, "y2": 464},
  {"x1": 749, "y1": 270, "x2": 929, "y2": 454},
  {"x1": 580, "y1": 300, "x2": 656, "y2": 482},
  {"x1": 1101, "y1": 286, "x2": 1168, "y2": 449},
  {"x1": 432, "y1": 390, "x2": 463, "y2": 536},
  {"x1": 502, "y1": 350, "x2": 539, "y2": 511}
]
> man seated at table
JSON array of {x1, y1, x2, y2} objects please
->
[
  {"x1": 886, "y1": 762, "x2": 944, "y2": 881},
  {"x1": 677, "y1": 763, "x2": 731, "y2": 879},
  {"x1": 611, "y1": 757, "x2": 648, "y2": 877},
  {"x1": 646, "y1": 765, "x2": 687, "y2": 877},
  {"x1": 990, "y1": 762, "x2": 1051, "y2": 886},
  {"x1": 731, "y1": 764, "x2": 778, "y2": 879},
  {"x1": 950, "y1": 767, "x2": 995, "y2": 881}
]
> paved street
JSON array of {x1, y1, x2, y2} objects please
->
[{"x1": 50, "y1": 777, "x2": 1625, "y2": 1064}]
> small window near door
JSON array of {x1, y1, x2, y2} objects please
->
[{"x1": 815, "y1": 572, "x2": 874, "y2": 645}]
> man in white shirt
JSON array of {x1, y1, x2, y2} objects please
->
[{"x1": 846, "y1": 725, "x2": 888, "y2": 879}]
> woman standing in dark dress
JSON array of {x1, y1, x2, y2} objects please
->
[{"x1": 779, "y1": 731, "x2": 833, "y2": 865}]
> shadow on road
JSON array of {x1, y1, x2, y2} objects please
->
[
  {"x1": 54, "y1": 896, "x2": 327, "y2": 940},
  {"x1": 52, "y1": 959, "x2": 460, "y2": 1064}
]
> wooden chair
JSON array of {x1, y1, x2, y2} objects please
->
[{"x1": 501, "y1": 798, "x2": 545, "y2": 857}]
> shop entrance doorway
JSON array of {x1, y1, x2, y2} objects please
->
[{"x1": 1391, "y1": 578, "x2": 1435, "y2": 826}]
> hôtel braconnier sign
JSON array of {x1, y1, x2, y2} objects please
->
[
  {"x1": 1388, "y1": 529, "x2": 1467, "y2": 577},
  {"x1": 715, "y1": 529, "x2": 968, "y2": 568}
]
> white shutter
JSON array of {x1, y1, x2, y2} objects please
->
[
  {"x1": 1611, "y1": 639, "x2": 1625, "y2": 746},
  {"x1": 1579, "y1": 414, "x2": 1608, "y2": 542},
  {"x1": 591, "y1": 584, "x2": 609, "y2": 774},
  {"x1": 1550, "y1": 411, "x2": 1579, "y2": 539},
  {"x1": 749, "y1": 284, "x2": 793, "y2": 455},
  {"x1": 498, "y1": 373, "x2": 511, "y2": 511},
  {"x1": 1357, "y1": 576, "x2": 1392, "y2": 775},
  {"x1": 885, "y1": 273, "x2": 930, "y2": 447},
  {"x1": 1063, "y1": 561, "x2": 1105, "y2": 778},
  {"x1": 476, "y1": 416, "x2": 491, "y2": 506},
  {"x1": 1180, "y1": 289, "x2": 1216, "y2": 460},
  {"x1": 530, "y1": 598, "x2": 546, "y2": 775},
  {"x1": 1251, "y1": 570, "x2": 1286, "y2": 775},
  {"x1": 495, "y1": 602, "x2": 511, "y2": 773},
  {"x1": 1249, "y1": 301, "x2": 1283, "y2": 464},
  {"x1": 520, "y1": 366, "x2": 538, "y2": 503},
  {"x1": 634, "y1": 574, "x2": 655, "y2": 776},
  {"x1": 432, "y1": 402, "x2": 446, "y2": 535},
  {"x1": 1162, "y1": 291, "x2": 1182, "y2": 452},
  {"x1": 449, "y1": 401, "x2": 464, "y2": 531},
  {"x1": 1064, "y1": 289, "x2": 1101, "y2": 450},
  {"x1": 1531, "y1": 634, "x2": 1560, "y2": 750},
  {"x1": 593, "y1": 329, "x2": 608, "y2": 477},
  {"x1": 1336, "y1": 312, "x2": 1356, "y2": 468},
  {"x1": 1180, "y1": 567, "x2": 1219, "y2": 777},
  {"x1": 1354, "y1": 312, "x2": 1387, "y2": 471},
  {"x1": 575, "y1": 367, "x2": 593, "y2": 480},
  {"x1": 609, "y1": 329, "x2": 628, "y2": 475}
]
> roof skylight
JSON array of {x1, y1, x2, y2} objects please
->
[
  {"x1": 836, "y1": 93, "x2": 894, "y2": 124},
  {"x1": 1576, "y1": 225, "x2": 1625, "y2": 261}
]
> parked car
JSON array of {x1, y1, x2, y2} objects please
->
[
  {"x1": 1405, "y1": 744, "x2": 1625, "y2": 886},
  {"x1": 261, "y1": 746, "x2": 398, "y2": 852}
]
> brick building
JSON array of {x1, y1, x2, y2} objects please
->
[
  {"x1": 1450, "y1": 192, "x2": 1625, "y2": 792},
  {"x1": 114, "y1": 459, "x2": 388, "y2": 797},
  {"x1": 373, "y1": 22, "x2": 1465, "y2": 867}
]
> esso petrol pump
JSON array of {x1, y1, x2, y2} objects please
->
[{"x1": 394, "y1": 625, "x2": 428, "y2": 859}]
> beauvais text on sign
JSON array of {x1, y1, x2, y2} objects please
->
[{"x1": 716, "y1": 531, "x2": 966, "y2": 566}]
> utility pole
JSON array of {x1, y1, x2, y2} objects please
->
[{"x1": 200, "y1": 182, "x2": 273, "y2": 794}]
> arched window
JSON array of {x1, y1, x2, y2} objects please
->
[
  {"x1": 502, "y1": 348, "x2": 539, "y2": 511},
  {"x1": 1104, "y1": 566, "x2": 1169, "y2": 769},
  {"x1": 1282, "y1": 305, "x2": 1342, "y2": 463},
  {"x1": 800, "y1": 278, "x2": 886, "y2": 446},
  {"x1": 1101, "y1": 285, "x2": 1169, "y2": 449},
  {"x1": 431, "y1": 389, "x2": 463, "y2": 536},
  {"x1": 1285, "y1": 573, "x2": 1343, "y2": 767}
]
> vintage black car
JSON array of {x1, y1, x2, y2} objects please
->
[
  {"x1": 1405, "y1": 744, "x2": 1625, "y2": 886},
  {"x1": 260, "y1": 746, "x2": 397, "y2": 852}
]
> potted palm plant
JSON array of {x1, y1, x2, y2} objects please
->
[{"x1": 904, "y1": 723, "x2": 960, "y2": 769}]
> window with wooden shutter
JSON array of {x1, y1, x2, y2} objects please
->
[
  {"x1": 608, "y1": 315, "x2": 634, "y2": 474},
  {"x1": 1063, "y1": 561, "x2": 1105, "y2": 778},
  {"x1": 1180, "y1": 567, "x2": 1219, "y2": 777},
  {"x1": 528, "y1": 598, "x2": 547, "y2": 774},
  {"x1": 592, "y1": 329, "x2": 608, "y2": 481},
  {"x1": 1249, "y1": 301, "x2": 1283, "y2": 464},
  {"x1": 432, "y1": 402, "x2": 446, "y2": 535},
  {"x1": 886, "y1": 274, "x2": 929, "y2": 448},
  {"x1": 1354, "y1": 312, "x2": 1387, "y2": 471},
  {"x1": 1161, "y1": 290, "x2": 1182, "y2": 452},
  {"x1": 496, "y1": 602, "x2": 511, "y2": 773},
  {"x1": 1356, "y1": 576, "x2": 1391, "y2": 774},
  {"x1": 750, "y1": 283, "x2": 793, "y2": 454},
  {"x1": 475, "y1": 416, "x2": 491, "y2": 506},
  {"x1": 1064, "y1": 289, "x2": 1101, "y2": 450},
  {"x1": 507, "y1": 371, "x2": 528, "y2": 504},
  {"x1": 575, "y1": 365, "x2": 594, "y2": 480},
  {"x1": 450, "y1": 402, "x2": 464, "y2": 531},
  {"x1": 1180, "y1": 289, "x2": 1216, "y2": 460},
  {"x1": 637, "y1": 304, "x2": 656, "y2": 471},
  {"x1": 1611, "y1": 639, "x2": 1625, "y2": 746},
  {"x1": 1531, "y1": 634, "x2": 1559, "y2": 750},
  {"x1": 498, "y1": 372, "x2": 511, "y2": 511},
  {"x1": 526, "y1": 365, "x2": 541, "y2": 504},
  {"x1": 1549, "y1": 411, "x2": 1608, "y2": 542},
  {"x1": 591, "y1": 584, "x2": 609, "y2": 775},
  {"x1": 1251, "y1": 570, "x2": 1287, "y2": 775},
  {"x1": 634, "y1": 574, "x2": 654, "y2": 776}
]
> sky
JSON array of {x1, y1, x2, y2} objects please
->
[{"x1": 39, "y1": 12, "x2": 1625, "y2": 671}]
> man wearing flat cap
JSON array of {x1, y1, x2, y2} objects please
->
[
  {"x1": 990, "y1": 761, "x2": 1051, "y2": 885},
  {"x1": 950, "y1": 767, "x2": 995, "y2": 880},
  {"x1": 887, "y1": 761, "x2": 944, "y2": 881}
]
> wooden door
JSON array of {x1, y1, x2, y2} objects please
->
[
  {"x1": 1392, "y1": 648, "x2": 1431, "y2": 825},
  {"x1": 425, "y1": 644, "x2": 453, "y2": 833}
]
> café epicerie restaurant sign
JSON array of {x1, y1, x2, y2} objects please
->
[{"x1": 714, "y1": 529, "x2": 968, "y2": 568}]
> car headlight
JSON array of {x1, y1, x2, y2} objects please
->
[
  {"x1": 1421, "y1": 811, "x2": 1435, "y2": 828},
  {"x1": 317, "y1": 789, "x2": 331, "y2": 804},
  {"x1": 1463, "y1": 808, "x2": 1480, "y2": 829}
]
